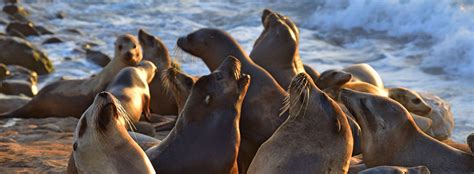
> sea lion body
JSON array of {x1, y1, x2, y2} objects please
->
[
  {"x1": 106, "y1": 60, "x2": 156, "y2": 123},
  {"x1": 146, "y1": 57, "x2": 250, "y2": 174},
  {"x1": 340, "y1": 89, "x2": 474, "y2": 173},
  {"x1": 71, "y1": 92, "x2": 155, "y2": 173},
  {"x1": 248, "y1": 73, "x2": 353, "y2": 174},
  {"x1": 250, "y1": 9, "x2": 305, "y2": 89},
  {"x1": 177, "y1": 28, "x2": 288, "y2": 172},
  {"x1": 342, "y1": 63, "x2": 384, "y2": 88},
  {"x1": 138, "y1": 29, "x2": 178, "y2": 115},
  {"x1": 0, "y1": 34, "x2": 142, "y2": 118}
]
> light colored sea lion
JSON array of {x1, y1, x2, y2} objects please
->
[
  {"x1": 146, "y1": 57, "x2": 250, "y2": 174},
  {"x1": 177, "y1": 28, "x2": 288, "y2": 172},
  {"x1": 250, "y1": 9, "x2": 305, "y2": 89},
  {"x1": 414, "y1": 92, "x2": 454, "y2": 141},
  {"x1": 317, "y1": 69, "x2": 432, "y2": 116},
  {"x1": 0, "y1": 34, "x2": 142, "y2": 118},
  {"x1": 71, "y1": 92, "x2": 155, "y2": 173},
  {"x1": 248, "y1": 73, "x2": 353, "y2": 174},
  {"x1": 340, "y1": 89, "x2": 474, "y2": 173},
  {"x1": 105, "y1": 60, "x2": 156, "y2": 123},
  {"x1": 359, "y1": 166, "x2": 430, "y2": 174},
  {"x1": 161, "y1": 67, "x2": 197, "y2": 113},
  {"x1": 342, "y1": 63, "x2": 384, "y2": 88},
  {"x1": 138, "y1": 29, "x2": 178, "y2": 115}
]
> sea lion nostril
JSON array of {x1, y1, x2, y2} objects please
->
[{"x1": 98, "y1": 92, "x2": 108, "y2": 98}]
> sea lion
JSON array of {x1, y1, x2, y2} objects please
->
[
  {"x1": 105, "y1": 60, "x2": 156, "y2": 123},
  {"x1": 0, "y1": 79, "x2": 37, "y2": 97},
  {"x1": 248, "y1": 73, "x2": 353, "y2": 174},
  {"x1": 71, "y1": 92, "x2": 155, "y2": 173},
  {"x1": 177, "y1": 28, "x2": 288, "y2": 172},
  {"x1": 359, "y1": 166, "x2": 430, "y2": 174},
  {"x1": 146, "y1": 57, "x2": 250, "y2": 174},
  {"x1": 342, "y1": 63, "x2": 384, "y2": 88},
  {"x1": 303, "y1": 64, "x2": 320, "y2": 81},
  {"x1": 414, "y1": 92, "x2": 454, "y2": 141},
  {"x1": 161, "y1": 67, "x2": 197, "y2": 113},
  {"x1": 138, "y1": 29, "x2": 178, "y2": 115},
  {"x1": 442, "y1": 139, "x2": 472, "y2": 154},
  {"x1": 317, "y1": 69, "x2": 432, "y2": 116},
  {"x1": 250, "y1": 9, "x2": 305, "y2": 89},
  {"x1": 0, "y1": 34, "x2": 142, "y2": 118},
  {"x1": 340, "y1": 89, "x2": 474, "y2": 173}
]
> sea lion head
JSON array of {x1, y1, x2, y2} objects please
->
[
  {"x1": 136, "y1": 60, "x2": 157, "y2": 84},
  {"x1": 316, "y1": 69, "x2": 353, "y2": 90},
  {"x1": 115, "y1": 34, "x2": 142, "y2": 66},
  {"x1": 388, "y1": 87, "x2": 432, "y2": 115},
  {"x1": 252, "y1": 9, "x2": 298, "y2": 65},
  {"x1": 138, "y1": 29, "x2": 170, "y2": 69},
  {"x1": 162, "y1": 67, "x2": 197, "y2": 112},
  {"x1": 340, "y1": 89, "x2": 418, "y2": 158},
  {"x1": 177, "y1": 28, "x2": 242, "y2": 70},
  {"x1": 186, "y1": 56, "x2": 250, "y2": 116},
  {"x1": 72, "y1": 92, "x2": 134, "y2": 158}
]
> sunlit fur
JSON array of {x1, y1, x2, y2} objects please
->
[
  {"x1": 72, "y1": 92, "x2": 154, "y2": 173},
  {"x1": 161, "y1": 67, "x2": 197, "y2": 113}
]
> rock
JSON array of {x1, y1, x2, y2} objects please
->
[
  {"x1": 85, "y1": 49, "x2": 110, "y2": 67},
  {"x1": 41, "y1": 123, "x2": 62, "y2": 132},
  {"x1": 6, "y1": 22, "x2": 40, "y2": 36},
  {"x1": 2, "y1": 4, "x2": 28, "y2": 17},
  {"x1": 42, "y1": 37, "x2": 62, "y2": 45},
  {"x1": 4, "y1": 0, "x2": 19, "y2": 4},
  {"x1": 61, "y1": 28, "x2": 83, "y2": 35},
  {"x1": 6, "y1": 65, "x2": 38, "y2": 84},
  {"x1": 34, "y1": 25, "x2": 53, "y2": 35},
  {"x1": 0, "y1": 63, "x2": 8, "y2": 80},
  {"x1": 56, "y1": 11, "x2": 66, "y2": 19},
  {"x1": 0, "y1": 93, "x2": 29, "y2": 114},
  {"x1": 0, "y1": 36, "x2": 54, "y2": 74},
  {"x1": 0, "y1": 79, "x2": 37, "y2": 97}
]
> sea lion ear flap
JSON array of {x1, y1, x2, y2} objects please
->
[{"x1": 138, "y1": 29, "x2": 156, "y2": 47}]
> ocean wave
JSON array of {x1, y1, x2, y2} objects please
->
[{"x1": 304, "y1": 0, "x2": 474, "y2": 77}]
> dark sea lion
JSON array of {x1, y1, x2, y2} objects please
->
[
  {"x1": 0, "y1": 34, "x2": 142, "y2": 118},
  {"x1": 303, "y1": 64, "x2": 320, "y2": 81},
  {"x1": 146, "y1": 57, "x2": 250, "y2": 174},
  {"x1": 138, "y1": 29, "x2": 178, "y2": 115},
  {"x1": 106, "y1": 60, "x2": 156, "y2": 123},
  {"x1": 161, "y1": 67, "x2": 197, "y2": 113},
  {"x1": 468, "y1": 133, "x2": 474, "y2": 155},
  {"x1": 359, "y1": 166, "x2": 430, "y2": 174},
  {"x1": 250, "y1": 9, "x2": 305, "y2": 89},
  {"x1": 177, "y1": 28, "x2": 288, "y2": 172},
  {"x1": 70, "y1": 92, "x2": 155, "y2": 173},
  {"x1": 340, "y1": 89, "x2": 474, "y2": 173},
  {"x1": 248, "y1": 73, "x2": 353, "y2": 174}
]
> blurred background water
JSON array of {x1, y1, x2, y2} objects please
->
[{"x1": 18, "y1": 0, "x2": 473, "y2": 142}]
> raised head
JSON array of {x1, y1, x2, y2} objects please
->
[
  {"x1": 115, "y1": 34, "x2": 142, "y2": 66},
  {"x1": 388, "y1": 87, "x2": 432, "y2": 116},
  {"x1": 316, "y1": 69, "x2": 352, "y2": 90}
]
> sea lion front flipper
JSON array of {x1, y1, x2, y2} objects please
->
[{"x1": 412, "y1": 114, "x2": 432, "y2": 132}]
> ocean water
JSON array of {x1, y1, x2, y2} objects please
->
[{"x1": 18, "y1": 0, "x2": 473, "y2": 142}]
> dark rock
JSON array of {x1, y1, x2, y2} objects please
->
[
  {"x1": 86, "y1": 49, "x2": 110, "y2": 67},
  {"x1": 6, "y1": 65, "x2": 38, "y2": 84},
  {"x1": 42, "y1": 37, "x2": 63, "y2": 44},
  {"x1": 56, "y1": 11, "x2": 66, "y2": 19},
  {"x1": 4, "y1": 0, "x2": 19, "y2": 4},
  {"x1": 6, "y1": 22, "x2": 40, "y2": 36},
  {"x1": 0, "y1": 36, "x2": 54, "y2": 74},
  {"x1": 0, "y1": 63, "x2": 8, "y2": 80},
  {"x1": 61, "y1": 28, "x2": 83, "y2": 35},
  {"x1": 2, "y1": 4, "x2": 28, "y2": 17},
  {"x1": 0, "y1": 79, "x2": 37, "y2": 97},
  {"x1": 34, "y1": 25, "x2": 54, "y2": 35}
]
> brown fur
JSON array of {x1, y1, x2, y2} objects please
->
[
  {"x1": 138, "y1": 29, "x2": 178, "y2": 115},
  {"x1": 146, "y1": 57, "x2": 249, "y2": 174},
  {"x1": 250, "y1": 9, "x2": 305, "y2": 89},
  {"x1": 0, "y1": 34, "x2": 142, "y2": 119},
  {"x1": 340, "y1": 89, "x2": 474, "y2": 173},
  {"x1": 248, "y1": 73, "x2": 353, "y2": 174},
  {"x1": 177, "y1": 28, "x2": 288, "y2": 173}
]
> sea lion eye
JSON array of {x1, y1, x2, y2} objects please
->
[
  {"x1": 412, "y1": 98, "x2": 421, "y2": 104},
  {"x1": 73, "y1": 142, "x2": 78, "y2": 151},
  {"x1": 118, "y1": 45, "x2": 122, "y2": 50}
]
